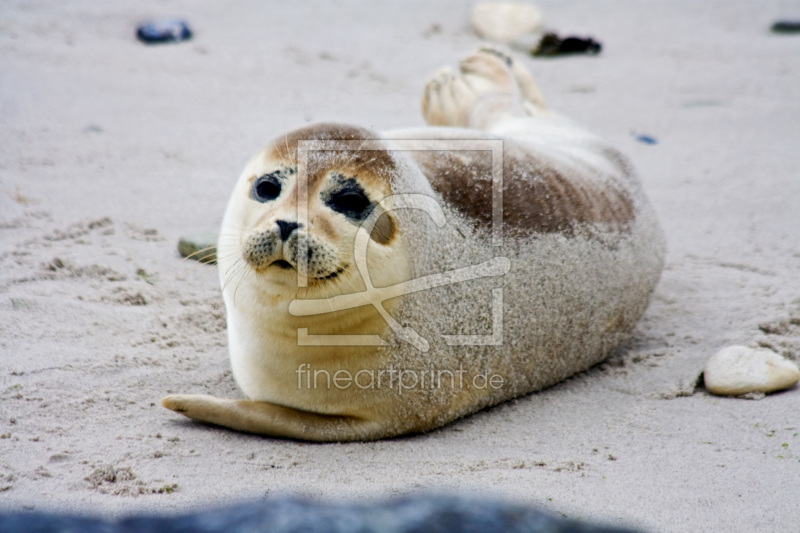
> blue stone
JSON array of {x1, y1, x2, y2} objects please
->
[
  {"x1": 136, "y1": 19, "x2": 192, "y2": 44},
  {"x1": 634, "y1": 134, "x2": 658, "y2": 145}
]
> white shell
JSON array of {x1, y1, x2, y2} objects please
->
[
  {"x1": 470, "y1": 2, "x2": 543, "y2": 44},
  {"x1": 704, "y1": 345, "x2": 800, "y2": 396}
]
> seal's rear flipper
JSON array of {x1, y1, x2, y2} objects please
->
[
  {"x1": 421, "y1": 47, "x2": 549, "y2": 129},
  {"x1": 161, "y1": 395, "x2": 387, "y2": 442}
]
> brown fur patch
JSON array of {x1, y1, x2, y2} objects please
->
[
  {"x1": 370, "y1": 211, "x2": 396, "y2": 245},
  {"x1": 409, "y1": 142, "x2": 635, "y2": 235},
  {"x1": 266, "y1": 123, "x2": 398, "y2": 192}
]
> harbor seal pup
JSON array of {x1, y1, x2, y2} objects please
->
[{"x1": 162, "y1": 48, "x2": 665, "y2": 441}]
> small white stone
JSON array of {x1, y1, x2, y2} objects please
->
[
  {"x1": 470, "y1": 2, "x2": 543, "y2": 44},
  {"x1": 704, "y1": 345, "x2": 800, "y2": 396}
]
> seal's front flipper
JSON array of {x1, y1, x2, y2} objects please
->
[{"x1": 161, "y1": 394, "x2": 386, "y2": 442}]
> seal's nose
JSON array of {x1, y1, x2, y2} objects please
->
[{"x1": 275, "y1": 220, "x2": 299, "y2": 241}]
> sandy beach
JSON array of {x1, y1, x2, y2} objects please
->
[{"x1": 1, "y1": 1, "x2": 799, "y2": 531}]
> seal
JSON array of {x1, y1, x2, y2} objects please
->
[{"x1": 161, "y1": 48, "x2": 665, "y2": 441}]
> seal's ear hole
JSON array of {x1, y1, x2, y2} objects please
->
[{"x1": 370, "y1": 212, "x2": 396, "y2": 245}]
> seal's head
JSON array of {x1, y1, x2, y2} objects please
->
[{"x1": 219, "y1": 123, "x2": 409, "y2": 302}]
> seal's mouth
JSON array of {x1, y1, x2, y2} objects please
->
[
  {"x1": 270, "y1": 259, "x2": 293, "y2": 270},
  {"x1": 316, "y1": 266, "x2": 345, "y2": 280},
  {"x1": 265, "y1": 259, "x2": 346, "y2": 282}
]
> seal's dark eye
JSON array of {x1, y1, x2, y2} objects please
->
[
  {"x1": 328, "y1": 190, "x2": 370, "y2": 218},
  {"x1": 252, "y1": 176, "x2": 281, "y2": 202}
]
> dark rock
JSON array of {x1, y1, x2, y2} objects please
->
[
  {"x1": 771, "y1": 20, "x2": 800, "y2": 34},
  {"x1": 534, "y1": 33, "x2": 602, "y2": 57},
  {"x1": 0, "y1": 495, "x2": 642, "y2": 533}
]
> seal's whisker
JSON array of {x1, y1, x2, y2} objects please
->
[
  {"x1": 283, "y1": 133, "x2": 292, "y2": 161},
  {"x1": 222, "y1": 259, "x2": 248, "y2": 293},
  {"x1": 223, "y1": 256, "x2": 247, "y2": 278},
  {"x1": 175, "y1": 256, "x2": 221, "y2": 279},
  {"x1": 232, "y1": 262, "x2": 254, "y2": 307},
  {"x1": 228, "y1": 267, "x2": 250, "y2": 308},
  {"x1": 181, "y1": 245, "x2": 218, "y2": 262},
  {"x1": 214, "y1": 248, "x2": 241, "y2": 259},
  {"x1": 228, "y1": 261, "x2": 250, "y2": 292},
  {"x1": 214, "y1": 255, "x2": 242, "y2": 268},
  {"x1": 195, "y1": 252, "x2": 219, "y2": 263},
  {"x1": 175, "y1": 246, "x2": 242, "y2": 278}
]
